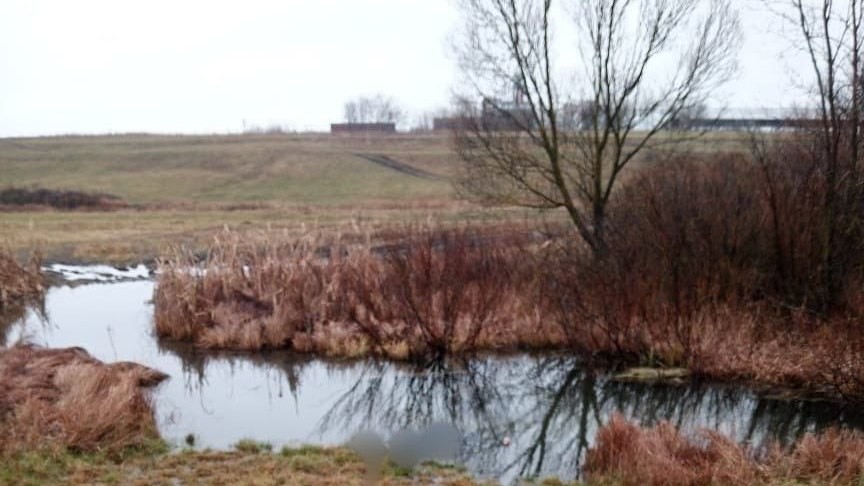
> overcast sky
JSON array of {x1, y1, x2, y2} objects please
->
[{"x1": 0, "y1": 0, "x2": 813, "y2": 137}]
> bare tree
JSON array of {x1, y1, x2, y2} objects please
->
[
  {"x1": 454, "y1": 0, "x2": 740, "y2": 253},
  {"x1": 757, "y1": 0, "x2": 864, "y2": 309},
  {"x1": 343, "y1": 94, "x2": 404, "y2": 124}
]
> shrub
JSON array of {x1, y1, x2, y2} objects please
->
[
  {"x1": 584, "y1": 414, "x2": 864, "y2": 486},
  {"x1": 0, "y1": 187, "x2": 125, "y2": 211}
]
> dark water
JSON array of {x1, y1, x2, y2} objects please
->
[{"x1": 4, "y1": 279, "x2": 864, "y2": 482}]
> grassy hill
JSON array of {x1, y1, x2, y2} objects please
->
[
  {"x1": 0, "y1": 133, "x2": 458, "y2": 206},
  {"x1": 0, "y1": 131, "x2": 748, "y2": 264},
  {"x1": 0, "y1": 133, "x2": 520, "y2": 263}
]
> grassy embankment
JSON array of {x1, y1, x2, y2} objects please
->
[
  {"x1": 0, "y1": 133, "x2": 522, "y2": 264},
  {"x1": 0, "y1": 132, "x2": 751, "y2": 264},
  {"x1": 3, "y1": 423, "x2": 862, "y2": 485}
]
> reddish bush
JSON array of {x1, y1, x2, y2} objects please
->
[
  {"x1": 584, "y1": 414, "x2": 864, "y2": 486},
  {"x1": 154, "y1": 227, "x2": 555, "y2": 361}
]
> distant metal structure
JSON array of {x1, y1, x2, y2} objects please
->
[
  {"x1": 432, "y1": 117, "x2": 470, "y2": 131},
  {"x1": 330, "y1": 123, "x2": 396, "y2": 134}
]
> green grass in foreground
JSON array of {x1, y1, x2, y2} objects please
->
[{"x1": 0, "y1": 445, "x2": 547, "y2": 486}]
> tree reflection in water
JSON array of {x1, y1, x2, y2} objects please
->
[{"x1": 160, "y1": 347, "x2": 864, "y2": 482}]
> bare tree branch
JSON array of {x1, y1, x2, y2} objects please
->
[{"x1": 454, "y1": 0, "x2": 741, "y2": 253}]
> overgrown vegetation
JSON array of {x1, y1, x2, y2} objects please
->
[
  {"x1": 584, "y1": 414, "x2": 864, "y2": 486},
  {"x1": 0, "y1": 345, "x2": 167, "y2": 455},
  {"x1": 154, "y1": 142, "x2": 864, "y2": 402},
  {"x1": 543, "y1": 148, "x2": 864, "y2": 400},
  {"x1": 154, "y1": 226, "x2": 560, "y2": 361}
]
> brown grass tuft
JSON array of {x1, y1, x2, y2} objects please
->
[
  {"x1": 584, "y1": 414, "x2": 864, "y2": 486},
  {"x1": 0, "y1": 345, "x2": 168, "y2": 454}
]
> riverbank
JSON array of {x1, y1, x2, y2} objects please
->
[
  {"x1": 4, "y1": 282, "x2": 864, "y2": 484},
  {"x1": 154, "y1": 225, "x2": 864, "y2": 403},
  {"x1": 3, "y1": 423, "x2": 862, "y2": 486},
  {"x1": 0, "y1": 446, "x2": 484, "y2": 486}
]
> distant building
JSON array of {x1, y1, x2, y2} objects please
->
[
  {"x1": 330, "y1": 123, "x2": 396, "y2": 134},
  {"x1": 433, "y1": 117, "x2": 471, "y2": 131}
]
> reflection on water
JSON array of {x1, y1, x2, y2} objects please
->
[
  {"x1": 4, "y1": 281, "x2": 864, "y2": 482},
  {"x1": 0, "y1": 297, "x2": 43, "y2": 347}
]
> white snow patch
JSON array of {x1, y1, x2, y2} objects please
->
[{"x1": 45, "y1": 263, "x2": 151, "y2": 283}]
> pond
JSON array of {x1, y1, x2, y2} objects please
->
[{"x1": 4, "y1": 276, "x2": 864, "y2": 483}]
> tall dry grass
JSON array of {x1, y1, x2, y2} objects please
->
[
  {"x1": 153, "y1": 149, "x2": 864, "y2": 399},
  {"x1": 0, "y1": 249, "x2": 44, "y2": 311},
  {"x1": 584, "y1": 414, "x2": 864, "y2": 486},
  {"x1": 540, "y1": 152, "x2": 864, "y2": 399},
  {"x1": 0, "y1": 345, "x2": 168, "y2": 454},
  {"x1": 154, "y1": 226, "x2": 561, "y2": 361}
]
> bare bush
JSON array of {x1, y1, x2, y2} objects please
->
[{"x1": 584, "y1": 413, "x2": 864, "y2": 486}]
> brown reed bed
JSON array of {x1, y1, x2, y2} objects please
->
[
  {"x1": 152, "y1": 149, "x2": 864, "y2": 401},
  {"x1": 153, "y1": 219, "x2": 864, "y2": 401},
  {"x1": 0, "y1": 345, "x2": 168, "y2": 455},
  {"x1": 0, "y1": 249, "x2": 44, "y2": 311},
  {"x1": 584, "y1": 414, "x2": 864, "y2": 486},
  {"x1": 154, "y1": 226, "x2": 563, "y2": 361}
]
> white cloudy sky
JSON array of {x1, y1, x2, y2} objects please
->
[{"x1": 0, "y1": 0, "x2": 814, "y2": 137}]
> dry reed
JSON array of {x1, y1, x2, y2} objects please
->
[
  {"x1": 0, "y1": 249, "x2": 44, "y2": 311},
  {"x1": 153, "y1": 152, "x2": 864, "y2": 401},
  {"x1": 584, "y1": 414, "x2": 864, "y2": 486},
  {"x1": 154, "y1": 226, "x2": 561, "y2": 361},
  {"x1": 0, "y1": 345, "x2": 168, "y2": 454}
]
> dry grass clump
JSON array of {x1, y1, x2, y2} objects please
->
[
  {"x1": 0, "y1": 345, "x2": 168, "y2": 454},
  {"x1": 0, "y1": 249, "x2": 44, "y2": 311},
  {"x1": 584, "y1": 414, "x2": 864, "y2": 486},
  {"x1": 154, "y1": 226, "x2": 559, "y2": 360}
]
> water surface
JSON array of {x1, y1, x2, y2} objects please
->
[{"x1": 5, "y1": 279, "x2": 864, "y2": 482}]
